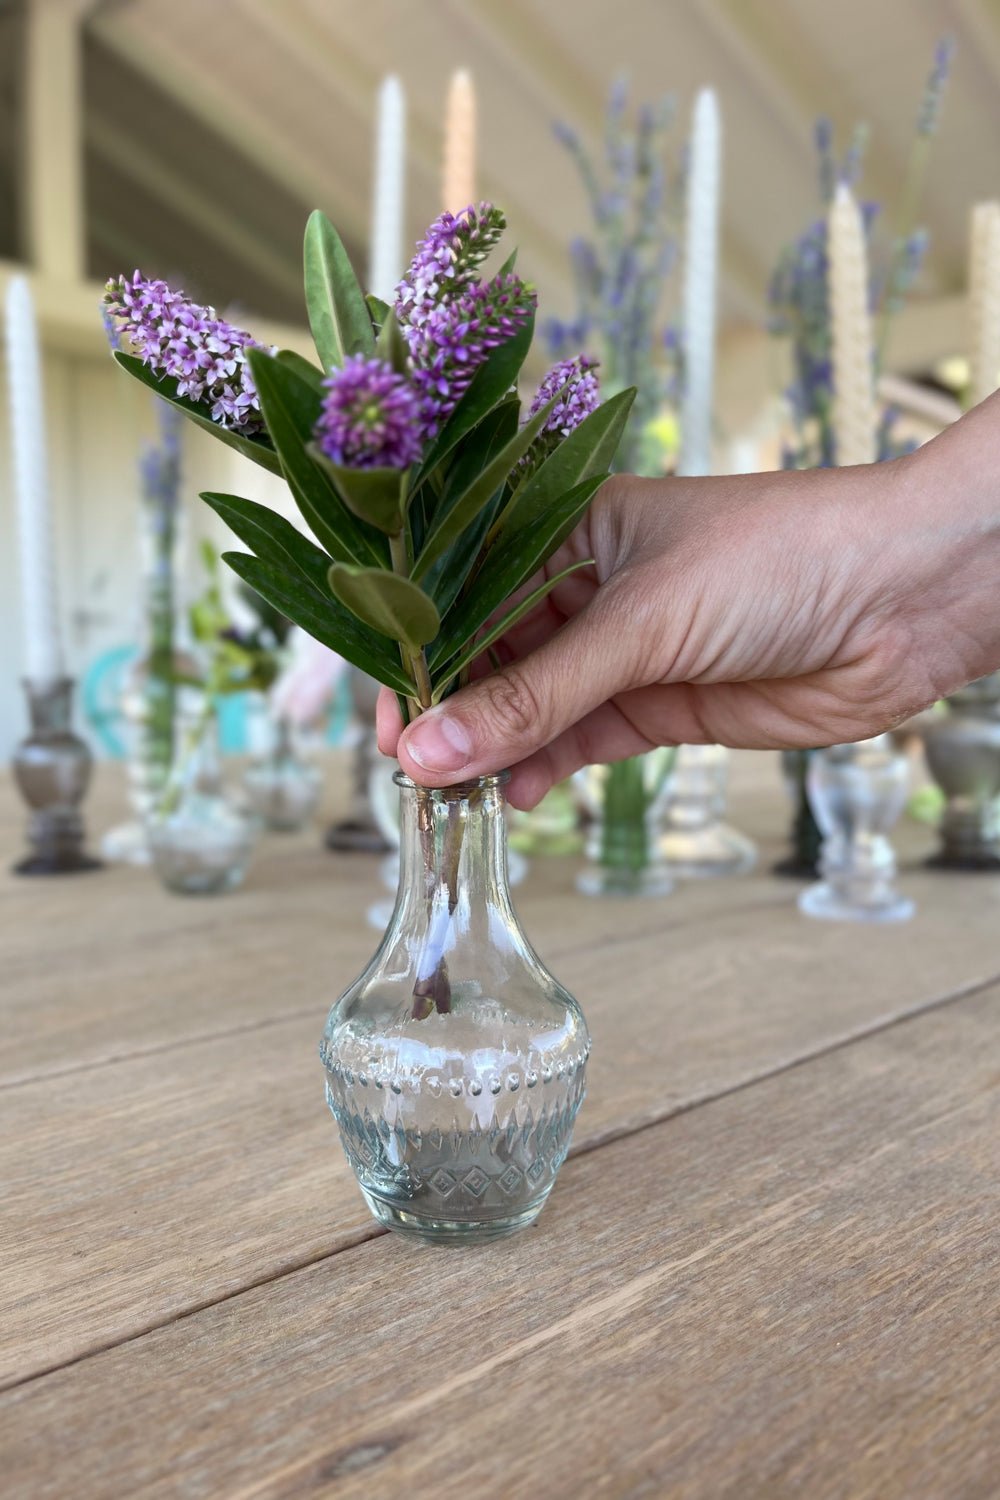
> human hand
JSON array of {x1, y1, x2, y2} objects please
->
[{"x1": 377, "y1": 414, "x2": 1000, "y2": 808}]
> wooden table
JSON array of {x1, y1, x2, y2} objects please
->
[{"x1": 2, "y1": 751, "x2": 999, "y2": 1498}]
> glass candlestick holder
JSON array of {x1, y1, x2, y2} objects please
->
[
  {"x1": 798, "y1": 735, "x2": 914, "y2": 923},
  {"x1": 12, "y1": 678, "x2": 101, "y2": 876},
  {"x1": 658, "y1": 744, "x2": 756, "y2": 878},
  {"x1": 243, "y1": 715, "x2": 322, "y2": 832}
]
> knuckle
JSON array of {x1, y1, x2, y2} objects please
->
[{"x1": 479, "y1": 667, "x2": 542, "y2": 740}]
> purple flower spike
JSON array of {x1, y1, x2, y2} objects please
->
[
  {"x1": 395, "y1": 203, "x2": 507, "y2": 335},
  {"x1": 408, "y1": 273, "x2": 537, "y2": 435},
  {"x1": 528, "y1": 355, "x2": 600, "y2": 438},
  {"x1": 104, "y1": 272, "x2": 266, "y2": 433},
  {"x1": 314, "y1": 355, "x2": 423, "y2": 469}
]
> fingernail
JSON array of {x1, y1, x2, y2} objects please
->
[{"x1": 404, "y1": 712, "x2": 473, "y2": 773}]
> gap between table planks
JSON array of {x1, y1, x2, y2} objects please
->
[{"x1": 3, "y1": 983, "x2": 999, "y2": 1500}]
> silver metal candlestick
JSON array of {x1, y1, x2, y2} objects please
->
[{"x1": 11, "y1": 678, "x2": 101, "y2": 876}]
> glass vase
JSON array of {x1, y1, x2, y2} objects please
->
[
  {"x1": 658, "y1": 744, "x2": 757, "y2": 878},
  {"x1": 148, "y1": 707, "x2": 257, "y2": 895},
  {"x1": 574, "y1": 750, "x2": 675, "y2": 898},
  {"x1": 320, "y1": 772, "x2": 590, "y2": 1243},
  {"x1": 922, "y1": 672, "x2": 1000, "y2": 869},
  {"x1": 243, "y1": 714, "x2": 322, "y2": 832},
  {"x1": 799, "y1": 735, "x2": 914, "y2": 923}
]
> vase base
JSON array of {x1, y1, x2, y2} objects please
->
[
  {"x1": 659, "y1": 822, "x2": 757, "y2": 879},
  {"x1": 798, "y1": 881, "x2": 914, "y2": 923},
  {"x1": 925, "y1": 850, "x2": 1000, "y2": 872},
  {"x1": 575, "y1": 863, "x2": 673, "y2": 899},
  {"x1": 13, "y1": 849, "x2": 102, "y2": 877},
  {"x1": 361, "y1": 1187, "x2": 546, "y2": 1245}
]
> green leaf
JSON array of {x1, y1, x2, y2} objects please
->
[
  {"x1": 328, "y1": 565, "x2": 440, "y2": 651},
  {"x1": 200, "y1": 491, "x2": 332, "y2": 592},
  {"x1": 247, "y1": 348, "x2": 387, "y2": 569},
  {"x1": 303, "y1": 210, "x2": 374, "y2": 371},
  {"x1": 429, "y1": 473, "x2": 605, "y2": 670},
  {"x1": 306, "y1": 445, "x2": 405, "y2": 535},
  {"x1": 374, "y1": 309, "x2": 410, "y2": 375},
  {"x1": 366, "y1": 293, "x2": 390, "y2": 332},
  {"x1": 412, "y1": 383, "x2": 566, "y2": 583},
  {"x1": 497, "y1": 248, "x2": 518, "y2": 277},
  {"x1": 222, "y1": 551, "x2": 415, "y2": 695},
  {"x1": 419, "y1": 400, "x2": 519, "y2": 615},
  {"x1": 275, "y1": 348, "x2": 325, "y2": 392},
  {"x1": 432, "y1": 559, "x2": 592, "y2": 700},
  {"x1": 112, "y1": 352, "x2": 282, "y2": 477},
  {"x1": 412, "y1": 312, "x2": 535, "y2": 484},
  {"x1": 492, "y1": 387, "x2": 636, "y2": 542}
]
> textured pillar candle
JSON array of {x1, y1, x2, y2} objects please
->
[
  {"x1": 829, "y1": 183, "x2": 877, "y2": 466},
  {"x1": 441, "y1": 69, "x2": 476, "y2": 214},
  {"x1": 968, "y1": 201, "x2": 1000, "y2": 408},
  {"x1": 369, "y1": 76, "x2": 406, "y2": 305},
  {"x1": 677, "y1": 88, "x2": 721, "y2": 478},
  {"x1": 5, "y1": 275, "x2": 64, "y2": 685}
]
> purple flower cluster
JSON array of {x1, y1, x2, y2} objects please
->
[
  {"x1": 528, "y1": 355, "x2": 600, "y2": 437},
  {"x1": 104, "y1": 272, "x2": 266, "y2": 433},
  {"x1": 314, "y1": 355, "x2": 424, "y2": 469},
  {"x1": 395, "y1": 203, "x2": 507, "y2": 335},
  {"x1": 408, "y1": 273, "x2": 536, "y2": 435}
]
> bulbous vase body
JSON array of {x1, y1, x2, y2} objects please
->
[{"x1": 321, "y1": 773, "x2": 590, "y2": 1243}]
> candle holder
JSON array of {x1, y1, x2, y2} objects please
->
[
  {"x1": 922, "y1": 673, "x2": 1000, "y2": 870},
  {"x1": 658, "y1": 744, "x2": 756, "y2": 878},
  {"x1": 11, "y1": 678, "x2": 101, "y2": 876},
  {"x1": 798, "y1": 735, "x2": 913, "y2": 923}
]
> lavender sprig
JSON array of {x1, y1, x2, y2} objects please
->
[{"x1": 104, "y1": 272, "x2": 267, "y2": 433}]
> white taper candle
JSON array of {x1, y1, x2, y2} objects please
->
[
  {"x1": 369, "y1": 75, "x2": 407, "y2": 305},
  {"x1": 4, "y1": 275, "x2": 64, "y2": 685},
  {"x1": 677, "y1": 88, "x2": 721, "y2": 478},
  {"x1": 829, "y1": 183, "x2": 877, "y2": 466},
  {"x1": 968, "y1": 201, "x2": 1000, "y2": 409},
  {"x1": 442, "y1": 69, "x2": 476, "y2": 214}
]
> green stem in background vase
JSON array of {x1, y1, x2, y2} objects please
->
[
  {"x1": 598, "y1": 749, "x2": 675, "y2": 875},
  {"x1": 142, "y1": 508, "x2": 177, "y2": 798}
]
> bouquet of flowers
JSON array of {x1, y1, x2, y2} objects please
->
[{"x1": 104, "y1": 204, "x2": 634, "y2": 728}]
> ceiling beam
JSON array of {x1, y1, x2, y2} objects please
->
[{"x1": 86, "y1": 114, "x2": 304, "y2": 303}]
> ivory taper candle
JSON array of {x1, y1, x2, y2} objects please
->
[
  {"x1": 677, "y1": 88, "x2": 721, "y2": 478},
  {"x1": 5, "y1": 275, "x2": 64, "y2": 685},
  {"x1": 442, "y1": 69, "x2": 476, "y2": 214},
  {"x1": 369, "y1": 75, "x2": 406, "y2": 305},
  {"x1": 829, "y1": 183, "x2": 877, "y2": 466},
  {"x1": 968, "y1": 201, "x2": 1000, "y2": 408}
]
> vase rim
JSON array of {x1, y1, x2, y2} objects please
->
[{"x1": 393, "y1": 769, "x2": 510, "y2": 795}]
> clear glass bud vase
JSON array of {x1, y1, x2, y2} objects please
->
[{"x1": 320, "y1": 772, "x2": 590, "y2": 1244}]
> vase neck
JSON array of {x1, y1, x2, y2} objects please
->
[{"x1": 395, "y1": 773, "x2": 512, "y2": 913}]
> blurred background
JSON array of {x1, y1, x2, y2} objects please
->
[{"x1": 0, "y1": 0, "x2": 992, "y2": 756}]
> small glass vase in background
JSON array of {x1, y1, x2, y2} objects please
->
[
  {"x1": 148, "y1": 705, "x2": 257, "y2": 895},
  {"x1": 243, "y1": 714, "x2": 322, "y2": 832},
  {"x1": 922, "y1": 672, "x2": 1000, "y2": 870},
  {"x1": 103, "y1": 409, "x2": 198, "y2": 866},
  {"x1": 575, "y1": 750, "x2": 675, "y2": 898},
  {"x1": 799, "y1": 735, "x2": 914, "y2": 923},
  {"x1": 321, "y1": 772, "x2": 590, "y2": 1243},
  {"x1": 658, "y1": 744, "x2": 757, "y2": 878}
]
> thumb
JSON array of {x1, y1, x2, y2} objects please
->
[{"x1": 397, "y1": 588, "x2": 639, "y2": 784}]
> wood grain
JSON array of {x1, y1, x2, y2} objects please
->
[
  {"x1": 4, "y1": 985, "x2": 999, "y2": 1500},
  {"x1": 2, "y1": 756, "x2": 996, "y2": 1385}
]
